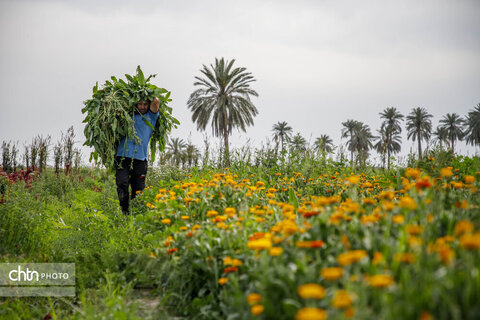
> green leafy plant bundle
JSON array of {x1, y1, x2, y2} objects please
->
[{"x1": 82, "y1": 66, "x2": 179, "y2": 170}]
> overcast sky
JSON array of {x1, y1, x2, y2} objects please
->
[{"x1": 1, "y1": 0, "x2": 479, "y2": 166}]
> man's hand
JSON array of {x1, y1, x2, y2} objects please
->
[{"x1": 150, "y1": 97, "x2": 160, "y2": 113}]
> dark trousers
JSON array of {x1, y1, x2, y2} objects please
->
[{"x1": 115, "y1": 156, "x2": 148, "y2": 214}]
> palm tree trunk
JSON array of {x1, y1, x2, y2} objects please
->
[
  {"x1": 387, "y1": 149, "x2": 391, "y2": 170},
  {"x1": 451, "y1": 137, "x2": 455, "y2": 155},
  {"x1": 223, "y1": 127, "x2": 230, "y2": 167},
  {"x1": 418, "y1": 137, "x2": 422, "y2": 161}
]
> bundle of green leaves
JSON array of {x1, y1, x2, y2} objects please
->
[{"x1": 82, "y1": 66, "x2": 179, "y2": 170}]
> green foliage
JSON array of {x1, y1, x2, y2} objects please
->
[{"x1": 82, "y1": 66, "x2": 179, "y2": 170}]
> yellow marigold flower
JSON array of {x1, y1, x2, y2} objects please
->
[
  {"x1": 406, "y1": 224, "x2": 424, "y2": 235},
  {"x1": 247, "y1": 238, "x2": 272, "y2": 250},
  {"x1": 379, "y1": 190, "x2": 395, "y2": 200},
  {"x1": 224, "y1": 207, "x2": 236, "y2": 215},
  {"x1": 269, "y1": 247, "x2": 283, "y2": 256},
  {"x1": 372, "y1": 252, "x2": 384, "y2": 265},
  {"x1": 161, "y1": 219, "x2": 171, "y2": 225},
  {"x1": 337, "y1": 250, "x2": 367, "y2": 266},
  {"x1": 405, "y1": 167, "x2": 421, "y2": 179},
  {"x1": 218, "y1": 277, "x2": 229, "y2": 285},
  {"x1": 454, "y1": 220, "x2": 474, "y2": 235},
  {"x1": 181, "y1": 215, "x2": 189, "y2": 220},
  {"x1": 321, "y1": 267, "x2": 343, "y2": 280},
  {"x1": 295, "y1": 308, "x2": 327, "y2": 320},
  {"x1": 394, "y1": 253, "x2": 416, "y2": 263},
  {"x1": 251, "y1": 305, "x2": 264, "y2": 316},
  {"x1": 297, "y1": 284, "x2": 326, "y2": 299},
  {"x1": 455, "y1": 200, "x2": 469, "y2": 209},
  {"x1": 392, "y1": 214, "x2": 405, "y2": 224},
  {"x1": 363, "y1": 197, "x2": 377, "y2": 205},
  {"x1": 346, "y1": 175, "x2": 360, "y2": 185},
  {"x1": 367, "y1": 274, "x2": 394, "y2": 288},
  {"x1": 331, "y1": 290, "x2": 353, "y2": 309},
  {"x1": 179, "y1": 226, "x2": 188, "y2": 231},
  {"x1": 440, "y1": 167, "x2": 453, "y2": 178},
  {"x1": 400, "y1": 196, "x2": 417, "y2": 210},
  {"x1": 231, "y1": 259, "x2": 243, "y2": 266},
  {"x1": 192, "y1": 224, "x2": 201, "y2": 230},
  {"x1": 361, "y1": 214, "x2": 379, "y2": 225},
  {"x1": 206, "y1": 210, "x2": 218, "y2": 217},
  {"x1": 427, "y1": 213, "x2": 434, "y2": 222},
  {"x1": 247, "y1": 293, "x2": 262, "y2": 305},
  {"x1": 465, "y1": 175, "x2": 475, "y2": 184},
  {"x1": 223, "y1": 256, "x2": 233, "y2": 265},
  {"x1": 382, "y1": 201, "x2": 395, "y2": 211},
  {"x1": 341, "y1": 235, "x2": 351, "y2": 249},
  {"x1": 459, "y1": 232, "x2": 480, "y2": 250}
]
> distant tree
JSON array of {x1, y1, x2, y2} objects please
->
[
  {"x1": 341, "y1": 119, "x2": 361, "y2": 164},
  {"x1": 464, "y1": 103, "x2": 480, "y2": 150},
  {"x1": 314, "y1": 134, "x2": 334, "y2": 154},
  {"x1": 183, "y1": 143, "x2": 201, "y2": 168},
  {"x1": 187, "y1": 58, "x2": 258, "y2": 166},
  {"x1": 432, "y1": 125, "x2": 449, "y2": 149},
  {"x1": 289, "y1": 133, "x2": 307, "y2": 153},
  {"x1": 439, "y1": 113, "x2": 464, "y2": 155},
  {"x1": 377, "y1": 107, "x2": 403, "y2": 169},
  {"x1": 349, "y1": 122, "x2": 375, "y2": 167},
  {"x1": 167, "y1": 137, "x2": 187, "y2": 166},
  {"x1": 406, "y1": 107, "x2": 433, "y2": 160},
  {"x1": 272, "y1": 121, "x2": 293, "y2": 152}
]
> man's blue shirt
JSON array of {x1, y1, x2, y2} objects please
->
[{"x1": 116, "y1": 110, "x2": 159, "y2": 160}]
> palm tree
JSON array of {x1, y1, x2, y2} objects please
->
[
  {"x1": 314, "y1": 134, "x2": 334, "y2": 154},
  {"x1": 167, "y1": 137, "x2": 187, "y2": 166},
  {"x1": 378, "y1": 107, "x2": 403, "y2": 169},
  {"x1": 349, "y1": 122, "x2": 375, "y2": 167},
  {"x1": 464, "y1": 103, "x2": 480, "y2": 151},
  {"x1": 183, "y1": 143, "x2": 201, "y2": 168},
  {"x1": 406, "y1": 107, "x2": 433, "y2": 160},
  {"x1": 432, "y1": 126, "x2": 449, "y2": 149},
  {"x1": 272, "y1": 121, "x2": 293, "y2": 152},
  {"x1": 187, "y1": 58, "x2": 259, "y2": 166},
  {"x1": 341, "y1": 120, "x2": 361, "y2": 164},
  {"x1": 374, "y1": 126, "x2": 400, "y2": 169},
  {"x1": 289, "y1": 133, "x2": 307, "y2": 153},
  {"x1": 439, "y1": 113, "x2": 464, "y2": 155}
]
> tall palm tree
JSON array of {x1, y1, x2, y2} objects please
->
[
  {"x1": 167, "y1": 137, "x2": 187, "y2": 166},
  {"x1": 374, "y1": 126, "x2": 401, "y2": 169},
  {"x1": 289, "y1": 133, "x2": 307, "y2": 153},
  {"x1": 341, "y1": 120, "x2": 361, "y2": 164},
  {"x1": 349, "y1": 122, "x2": 375, "y2": 167},
  {"x1": 272, "y1": 121, "x2": 293, "y2": 152},
  {"x1": 433, "y1": 125, "x2": 449, "y2": 150},
  {"x1": 439, "y1": 113, "x2": 464, "y2": 155},
  {"x1": 406, "y1": 107, "x2": 433, "y2": 160},
  {"x1": 183, "y1": 143, "x2": 201, "y2": 168},
  {"x1": 314, "y1": 134, "x2": 334, "y2": 154},
  {"x1": 187, "y1": 58, "x2": 259, "y2": 166},
  {"x1": 378, "y1": 107, "x2": 403, "y2": 169},
  {"x1": 464, "y1": 103, "x2": 480, "y2": 151}
]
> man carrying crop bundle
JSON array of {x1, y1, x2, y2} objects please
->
[{"x1": 115, "y1": 97, "x2": 160, "y2": 215}]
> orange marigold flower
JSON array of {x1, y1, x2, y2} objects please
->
[
  {"x1": 454, "y1": 220, "x2": 474, "y2": 235},
  {"x1": 321, "y1": 267, "x2": 343, "y2": 280},
  {"x1": 331, "y1": 290, "x2": 353, "y2": 309},
  {"x1": 251, "y1": 305, "x2": 264, "y2": 316},
  {"x1": 392, "y1": 214, "x2": 405, "y2": 224},
  {"x1": 167, "y1": 248, "x2": 178, "y2": 254},
  {"x1": 247, "y1": 293, "x2": 262, "y2": 305},
  {"x1": 415, "y1": 178, "x2": 432, "y2": 190},
  {"x1": 218, "y1": 277, "x2": 229, "y2": 285},
  {"x1": 223, "y1": 266, "x2": 238, "y2": 274},
  {"x1": 345, "y1": 307, "x2": 355, "y2": 318},
  {"x1": 394, "y1": 253, "x2": 416, "y2": 263},
  {"x1": 295, "y1": 308, "x2": 327, "y2": 320},
  {"x1": 161, "y1": 218, "x2": 171, "y2": 225},
  {"x1": 465, "y1": 175, "x2": 475, "y2": 184},
  {"x1": 269, "y1": 247, "x2": 284, "y2": 256},
  {"x1": 400, "y1": 196, "x2": 417, "y2": 210},
  {"x1": 405, "y1": 168, "x2": 421, "y2": 179},
  {"x1": 459, "y1": 232, "x2": 480, "y2": 250},
  {"x1": 419, "y1": 311, "x2": 433, "y2": 320},
  {"x1": 372, "y1": 252, "x2": 385, "y2": 265},
  {"x1": 406, "y1": 225, "x2": 424, "y2": 235},
  {"x1": 297, "y1": 284, "x2": 326, "y2": 299},
  {"x1": 247, "y1": 238, "x2": 272, "y2": 250},
  {"x1": 440, "y1": 167, "x2": 453, "y2": 178},
  {"x1": 367, "y1": 274, "x2": 394, "y2": 288},
  {"x1": 337, "y1": 250, "x2": 367, "y2": 266}
]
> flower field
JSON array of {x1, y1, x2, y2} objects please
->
[
  {"x1": 134, "y1": 165, "x2": 480, "y2": 320},
  {"x1": 1, "y1": 158, "x2": 480, "y2": 319}
]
